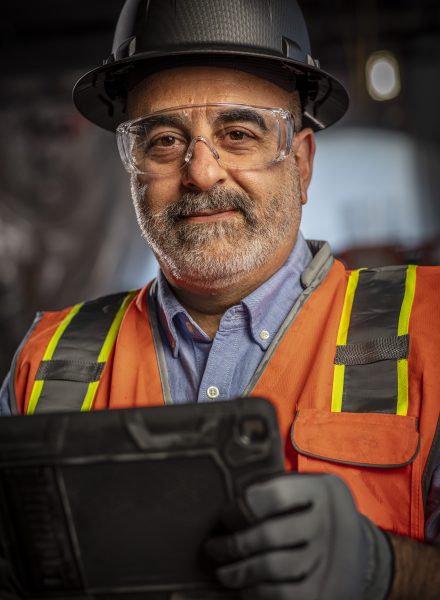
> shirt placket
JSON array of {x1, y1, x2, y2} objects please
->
[{"x1": 197, "y1": 307, "x2": 246, "y2": 402}]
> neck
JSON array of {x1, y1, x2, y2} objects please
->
[
  {"x1": 161, "y1": 242, "x2": 296, "y2": 338},
  {"x1": 168, "y1": 279, "x2": 260, "y2": 338}
]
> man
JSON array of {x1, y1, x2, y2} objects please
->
[{"x1": 2, "y1": 0, "x2": 440, "y2": 598}]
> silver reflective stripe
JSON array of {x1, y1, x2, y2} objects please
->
[{"x1": 148, "y1": 282, "x2": 174, "y2": 405}]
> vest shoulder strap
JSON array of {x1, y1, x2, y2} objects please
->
[
  {"x1": 331, "y1": 265, "x2": 417, "y2": 415},
  {"x1": 25, "y1": 290, "x2": 137, "y2": 414}
]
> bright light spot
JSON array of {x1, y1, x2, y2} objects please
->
[{"x1": 366, "y1": 51, "x2": 401, "y2": 101}]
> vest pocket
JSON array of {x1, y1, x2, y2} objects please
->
[{"x1": 291, "y1": 408, "x2": 420, "y2": 468}]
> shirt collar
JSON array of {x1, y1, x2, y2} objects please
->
[
  {"x1": 155, "y1": 231, "x2": 313, "y2": 356},
  {"x1": 241, "y1": 231, "x2": 312, "y2": 349},
  {"x1": 156, "y1": 272, "x2": 210, "y2": 358}
]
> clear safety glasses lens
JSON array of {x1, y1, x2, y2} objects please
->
[{"x1": 116, "y1": 104, "x2": 294, "y2": 176}]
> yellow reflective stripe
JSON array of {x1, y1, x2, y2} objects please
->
[
  {"x1": 396, "y1": 265, "x2": 417, "y2": 416},
  {"x1": 27, "y1": 381, "x2": 44, "y2": 416},
  {"x1": 398, "y1": 265, "x2": 417, "y2": 336},
  {"x1": 97, "y1": 291, "x2": 137, "y2": 363},
  {"x1": 331, "y1": 270, "x2": 362, "y2": 412},
  {"x1": 396, "y1": 359, "x2": 409, "y2": 416},
  {"x1": 27, "y1": 302, "x2": 84, "y2": 415},
  {"x1": 81, "y1": 291, "x2": 137, "y2": 411},
  {"x1": 81, "y1": 381, "x2": 100, "y2": 413},
  {"x1": 43, "y1": 303, "x2": 85, "y2": 361},
  {"x1": 331, "y1": 364, "x2": 345, "y2": 412},
  {"x1": 336, "y1": 269, "x2": 363, "y2": 345}
]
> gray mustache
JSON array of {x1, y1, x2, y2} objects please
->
[{"x1": 164, "y1": 189, "x2": 256, "y2": 224}]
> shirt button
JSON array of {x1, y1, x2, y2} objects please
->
[
  {"x1": 207, "y1": 386, "x2": 220, "y2": 399},
  {"x1": 259, "y1": 329, "x2": 270, "y2": 341}
]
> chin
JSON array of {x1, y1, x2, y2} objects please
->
[
  {"x1": 158, "y1": 248, "x2": 267, "y2": 290},
  {"x1": 165, "y1": 267, "x2": 251, "y2": 292}
]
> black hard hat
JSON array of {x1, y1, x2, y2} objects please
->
[{"x1": 73, "y1": 0, "x2": 349, "y2": 133}]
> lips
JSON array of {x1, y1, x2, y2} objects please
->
[{"x1": 180, "y1": 208, "x2": 239, "y2": 222}]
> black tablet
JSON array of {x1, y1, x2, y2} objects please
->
[{"x1": 0, "y1": 397, "x2": 284, "y2": 599}]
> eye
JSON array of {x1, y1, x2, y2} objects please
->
[
  {"x1": 225, "y1": 130, "x2": 255, "y2": 142},
  {"x1": 228, "y1": 130, "x2": 247, "y2": 141},
  {"x1": 150, "y1": 135, "x2": 180, "y2": 148}
]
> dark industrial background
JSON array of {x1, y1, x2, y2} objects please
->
[{"x1": 1, "y1": 0, "x2": 440, "y2": 381}]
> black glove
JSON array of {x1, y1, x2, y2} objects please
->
[{"x1": 206, "y1": 473, "x2": 393, "y2": 600}]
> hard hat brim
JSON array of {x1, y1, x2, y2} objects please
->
[{"x1": 73, "y1": 49, "x2": 349, "y2": 133}]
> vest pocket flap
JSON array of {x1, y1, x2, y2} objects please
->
[{"x1": 291, "y1": 409, "x2": 420, "y2": 468}]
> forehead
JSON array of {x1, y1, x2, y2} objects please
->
[{"x1": 128, "y1": 66, "x2": 293, "y2": 117}]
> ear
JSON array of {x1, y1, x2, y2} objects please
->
[{"x1": 293, "y1": 128, "x2": 316, "y2": 205}]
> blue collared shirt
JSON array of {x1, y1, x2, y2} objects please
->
[{"x1": 154, "y1": 231, "x2": 312, "y2": 403}]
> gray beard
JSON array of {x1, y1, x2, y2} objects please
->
[{"x1": 130, "y1": 173, "x2": 301, "y2": 287}]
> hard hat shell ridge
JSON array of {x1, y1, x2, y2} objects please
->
[{"x1": 73, "y1": 0, "x2": 349, "y2": 132}]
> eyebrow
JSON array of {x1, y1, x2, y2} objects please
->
[
  {"x1": 213, "y1": 109, "x2": 269, "y2": 131},
  {"x1": 138, "y1": 114, "x2": 189, "y2": 132},
  {"x1": 136, "y1": 108, "x2": 270, "y2": 133}
]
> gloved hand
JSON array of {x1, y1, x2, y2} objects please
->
[{"x1": 206, "y1": 473, "x2": 394, "y2": 600}]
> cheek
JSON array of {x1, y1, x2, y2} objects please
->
[
  {"x1": 232, "y1": 165, "x2": 294, "y2": 204},
  {"x1": 231, "y1": 172, "x2": 271, "y2": 200},
  {"x1": 139, "y1": 176, "x2": 182, "y2": 212}
]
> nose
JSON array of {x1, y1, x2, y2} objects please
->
[{"x1": 181, "y1": 136, "x2": 227, "y2": 191}]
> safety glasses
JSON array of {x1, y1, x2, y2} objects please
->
[{"x1": 116, "y1": 103, "x2": 295, "y2": 176}]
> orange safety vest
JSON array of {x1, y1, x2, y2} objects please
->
[{"x1": 11, "y1": 244, "x2": 440, "y2": 541}]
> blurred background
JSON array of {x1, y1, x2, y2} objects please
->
[{"x1": 1, "y1": 0, "x2": 440, "y2": 380}]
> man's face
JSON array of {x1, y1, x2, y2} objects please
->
[{"x1": 128, "y1": 67, "x2": 315, "y2": 290}]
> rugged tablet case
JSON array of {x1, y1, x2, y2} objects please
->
[{"x1": 0, "y1": 398, "x2": 284, "y2": 599}]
